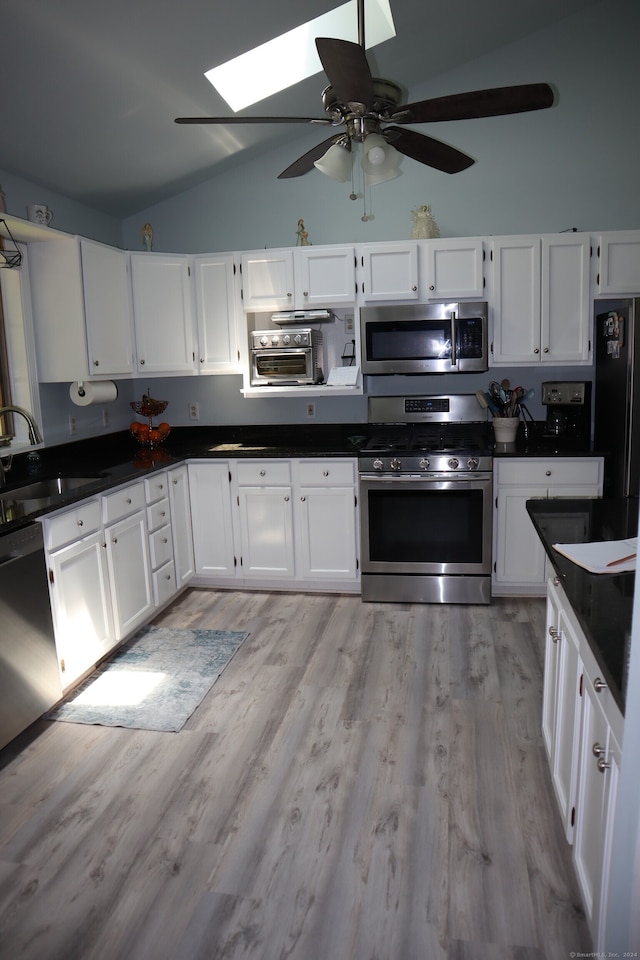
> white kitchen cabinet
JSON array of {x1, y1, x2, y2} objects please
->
[
  {"x1": 294, "y1": 246, "x2": 356, "y2": 306},
  {"x1": 294, "y1": 459, "x2": 358, "y2": 582},
  {"x1": 105, "y1": 508, "x2": 153, "y2": 640},
  {"x1": 144, "y1": 473, "x2": 177, "y2": 608},
  {"x1": 168, "y1": 464, "x2": 195, "y2": 588},
  {"x1": 193, "y1": 253, "x2": 243, "y2": 373},
  {"x1": 489, "y1": 233, "x2": 591, "y2": 365},
  {"x1": 594, "y1": 230, "x2": 640, "y2": 294},
  {"x1": 492, "y1": 457, "x2": 603, "y2": 596},
  {"x1": 130, "y1": 252, "x2": 196, "y2": 374},
  {"x1": 358, "y1": 241, "x2": 419, "y2": 301},
  {"x1": 188, "y1": 461, "x2": 237, "y2": 578},
  {"x1": 30, "y1": 235, "x2": 134, "y2": 381},
  {"x1": 420, "y1": 237, "x2": 485, "y2": 300},
  {"x1": 235, "y1": 460, "x2": 295, "y2": 578},
  {"x1": 241, "y1": 249, "x2": 295, "y2": 311},
  {"x1": 46, "y1": 529, "x2": 114, "y2": 688},
  {"x1": 573, "y1": 669, "x2": 621, "y2": 948}
]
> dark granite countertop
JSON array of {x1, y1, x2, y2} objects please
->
[{"x1": 526, "y1": 497, "x2": 638, "y2": 714}]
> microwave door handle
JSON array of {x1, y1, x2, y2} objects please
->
[{"x1": 450, "y1": 311, "x2": 457, "y2": 366}]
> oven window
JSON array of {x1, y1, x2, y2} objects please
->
[
  {"x1": 367, "y1": 487, "x2": 484, "y2": 563},
  {"x1": 366, "y1": 320, "x2": 451, "y2": 361},
  {"x1": 254, "y1": 353, "x2": 310, "y2": 378}
]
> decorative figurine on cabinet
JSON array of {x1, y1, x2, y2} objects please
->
[
  {"x1": 141, "y1": 222, "x2": 154, "y2": 251},
  {"x1": 410, "y1": 204, "x2": 440, "y2": 240},
  {"x1": 296, "y1": 219, "x2": 311, "y2": 245}
]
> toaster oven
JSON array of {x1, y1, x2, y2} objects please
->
[{"x1": 250, "y1": 328, "x2": 324, "y2": 386}]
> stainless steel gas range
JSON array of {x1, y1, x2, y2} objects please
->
[{"x1": 359, "y1": 395, "x2": 493, "y2": 605}]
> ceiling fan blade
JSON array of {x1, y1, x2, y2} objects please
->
[
  {"x1": 394, "y1": 83, "x2": 554, "y2": 124},
  {"x1": 175, "y1": 116, "x2": 330, "y2": 124},
  {"x1": 384, "y1": 127, "x2": 474, "y2": 174},
  {"x1": 277, "y1": 135, "x2": 346, "y2": 179},
  {"x1": 315, "y1": 37, "x2": 373, "y2": 113}
]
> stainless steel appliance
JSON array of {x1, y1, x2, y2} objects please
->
[
  {"x1": 250, "y1": 327, "x2": 324, "y2": 385},
  {"x1": 359, "y1": 395, "x2": 493, "y2": 604},
  {"x1": 360, "y1": 301, "x2": 488, "y2": 375},
  {"x1": 0, "y1": 522, "x2": 61, "y2": 751},
  {"x1": 594, "y1": 298, "x2": 640, "y2": 497},
  {"x1": 541, "y1": 381, "x2": 592, "y2": 440}
]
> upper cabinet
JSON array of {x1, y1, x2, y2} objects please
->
[
  {"x1": 358, "y1": 241, "x2": 419, "y2": 301},
  {"x1": 130, "y1": 253, "x2": 196, "y2": 375},
  {"x1": 30, "y1": 236, "x2": 135, "y2": 381},
  {"x1": 595, "y1": 231, "x2": 640, "y2": 295},
  {"x1": 420, "y1": 237, "x2": 485, "y2": 300},
  {"x1": 489, "y1": 233, "x2": 591, "y2": 366},
  {"x1": 241, "y1": 246, "x2": 355, "y2": 311},
  {"x1": 193, "y1": 253, "x2": 243, "y2": 374}
]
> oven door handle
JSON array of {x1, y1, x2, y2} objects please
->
[
  {"x1": 359, "y1": 473, "x2": 492, "y2": 483},
  {"x1": 450, "y1": 311, "x2": 457, "y2": 366}
]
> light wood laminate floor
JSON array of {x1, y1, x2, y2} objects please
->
[{"x1": 0, "y1": 588, "x2": 591, "y2": 959}]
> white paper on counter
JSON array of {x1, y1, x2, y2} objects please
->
[{"x1": 552, "y1": 537, "x2": 638, "y2": 573}]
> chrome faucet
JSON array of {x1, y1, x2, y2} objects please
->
[{"x1": 0, "y1": 406, "x2": 43, "y2": 488}]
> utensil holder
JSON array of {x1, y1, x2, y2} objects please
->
[{"x1": 492, "y1": 417, "x2": 519, "y2": 442}]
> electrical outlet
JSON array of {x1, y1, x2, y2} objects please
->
[
  {"x1": 189, "y1": 402, "x2": 200, "y2": 421},
  {"x1": 102, "y1": 409, "x2": 110, "y2": 429},
  {"x1": 345, "y1": 313, "x2": 354, "y2": 332},
  {"x1": 68, "y1": 416, "x2": 77, "y2": 435},
  {"x1": 306, "y1": 402, "x2": 315, "y2": 419}
]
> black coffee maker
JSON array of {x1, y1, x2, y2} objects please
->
[{"x1": 542, "y1": 381, "x2": 592, "y2": 440}]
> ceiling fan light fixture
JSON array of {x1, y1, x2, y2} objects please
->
[
  {"x1": 365, "y1": 164, "x2": 400, "y2": 186},
  {"x1": 314, "y1": 137, "x2": 352, "y2": 181},
  {"x1": 361, "y1": 133, "x2": 399, "y2": 177}
]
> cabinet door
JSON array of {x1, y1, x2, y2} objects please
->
[
  {"x1": 296, "y1": 486, "x2": 358, "y2": 580},
  {"x1": 573, "y1": 672, "x2": 619, "y2": 941},
  {"x1": 237, "y1": 485, "x2": 295, "y2": 577},
  {"x1": 193, "y1": 253, "x2": 241, "y2": 373},
  {"x1": 421, "y1": 238, "x2": 485, "y2": 299},
  {"x1": 81, "y1": 239, "x2": 135, "y2": 376},
  {"x1": 130, "y1": 253, "x2": 196, "y2": 374},
  {"x1": 241, "y1": 250, "x2": 294, "y2": 310},
  {"x1": 168, "y1": 464, "x2": 195, "y2": 587},
  {"x1": 489, "y1": 236, "x2": 541, "y2": 364},
  {"x1": 541, "y1": 234, "x2": 591, "y2": 363},
  {"x1": 493, "y1": 485, "x2": 548, "y2": 587},
  {"x1": 359, "y1": 242, "x2": 419, "y2": 300},
  {"x1": 294, "y1": 246, "x2": 355, "y2": 306},
  {"x1": 188, "y1": 462, "x2": 236, "y2": 577},
  {"x1": 551, "y1": 608, "x2": 583, "y2": 843},
  {"x1": 105, "y1": 511, "x2": 153, "y2": 640},
  {"x1": 542, "y1": 577, "x2": 562, "y2": 759},
  {"x1": 48, "y1": 531, "x2": 114, "y2": 686},
  {"x1": 596, "y1": 231, "x2": 640, "y2": 294}
]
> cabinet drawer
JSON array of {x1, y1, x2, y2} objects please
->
[
  {"x1": 152, "y1": 560, "x2": 176, "y2": 606},
  {"x1": 297, "y1": 459, "x2": 355, "y2": 485},
  {"x1": 236, "y1": 460, "x2": 291, "y2": 485},
  {"x1": 147, "y1": 497, "x2": 170, "y2": 532},
  {"x1": 45, "y1": 498, "x2": 102, "y2": 550},
  {"x1": 144, "y1": 471, "x2": 168, "y2": 504},
  {"x1": 497, "y1": 458, "x2": 602, "y2": 488},
  {"x1": 103, "y1": 481, "x2": 145, "y2": 524},
  {"x1": 149, "y1": 524, "x2": 173, "y2": 569}
]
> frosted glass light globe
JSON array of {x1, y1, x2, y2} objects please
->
[{"x1": 367, "y1": 145, "x2": 386, "y2": 165}]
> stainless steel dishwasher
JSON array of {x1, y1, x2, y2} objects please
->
[{"x1": 0, "y1": 522, "x2": 62, "y2": 751}]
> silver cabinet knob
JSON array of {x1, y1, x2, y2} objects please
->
[
  {"x1": 533, "y1": 348, "x2": 539, "y2": 354},
  {"x1": 284, "y1": 495, "x2": 290, "y2": 502},
  {"x1": 412, "y1": 285, "x2": 417, "y2": 291},
  {"x1": 594, "y1": 677, "x2": 608, "y2": 692},
  {"x1": 543, "y1": 347, "x2": 549, "y2": 353},
  {"x1": 300, "y1": 496, "x2": 306, "y2": 502},
  {"x1": 125, "y1": 497, "x2": 132, "y2": 504},
  {"x1": 77, "y1": 519, "x2": 84, "y2": 527},
  {"x1": 545, "y1": 470, "x2": 551, "y2": 476},
  {"x1": 548, "y1": 626, "x2": 559, "y2": 643},
  {"x1": 597, "y1": 757, "x2": 611, "y2": 772},
  {"x1": 592, "y1": 742, "x2": 606, "y2": 757},
  {"x1": 323, "y1": 470, "x2": 329, "y2": 477},
  {"x1": 429, "y1": 284, "x2": 435, "y2": 291},
  {"x1": 260, "y1": 469, "x2": 266, "y2": 477}
]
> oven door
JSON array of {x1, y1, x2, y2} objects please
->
[
  {"x1": 251, "y1": 348, "x2": 315, "y2": 385},
  {"x1": 359, "y1": 473, "x2": 493, "y2": 576}
]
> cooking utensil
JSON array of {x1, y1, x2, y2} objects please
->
[{"x1": 476, "y1": 390, "x2": 501, "y2": 417}]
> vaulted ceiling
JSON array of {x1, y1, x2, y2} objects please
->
[{"x1": 2, "y1": 0, "x2": 596, "y2": 218}]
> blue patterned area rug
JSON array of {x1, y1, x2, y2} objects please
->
[{"x1": 47, "y1": 626, "x2": 249, "y2": 733}]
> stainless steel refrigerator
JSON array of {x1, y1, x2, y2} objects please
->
[{"x1": 594, "y1": 298, "x2": 640, "y2": 498}]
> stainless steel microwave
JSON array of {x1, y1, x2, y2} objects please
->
[{"x1": 361, "y1": 301, "x2": 488, "y2": 375}]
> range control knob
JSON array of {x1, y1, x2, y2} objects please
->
[
  {"x1": 259, "y1": 335, "x2": 269, "y2": 346},
  {"x1": 373, "y1": 458, "x2": 384, "y2": 471},
  {"x1": 271, "y1": 335, "x2": 280, "y2": 345},
  {"x1": 467, "y1": 457, "x2": 479, "y2": 471},
  {"x1": 282, "y1": 334, "x2": 291, "y2": 345},
  {"x1": 293, "y1": 333, "x2": 303, "y2": 345},
  {"x1": 447, "y1": 457, "x2": 460, "y2": 470},
  {"x1": 419, "y1": 458, "x2": 430, "y2": 471},
  {"x1": 390, "y1": 458, "x2": 402, "y2": 471}
]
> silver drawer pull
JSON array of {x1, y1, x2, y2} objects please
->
[
  {"x1": 125, "y1": 497, "x2": 132, "y2": 505},
  {"x1": 594, "y1": 677, "x2": 608, "y2": 692},
  {"x1": 597, "y1": 757, "x2": 611, "y2": 773},
  {"x1": 323, "y1": 470, "x2": 329, "y2": 477},
  {"x1": 548, "y1": 626, "x2": 558, "y2": 643},
  {"x1": 77, "y1": 519, "x2": 84, "y2": 527},
  {"x1": 260, "y1": 469, "x2": 266, "y2": 477}
]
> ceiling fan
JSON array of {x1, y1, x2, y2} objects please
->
[{"x1": 175, "y1": 0, "x2": 554, "y2": 180}]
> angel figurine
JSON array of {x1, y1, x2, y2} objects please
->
[
  {"x1": 296, "y1": 219, "x2": 310, "y2": 246},
  {"x1": 410, "y1": 204, "x2": 440, "y2": 240},
  {"x1": 141, "y1": 222, "x2": 154, "y2": 251}
]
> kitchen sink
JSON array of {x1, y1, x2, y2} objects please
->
[{"x1": 0, "y1": 475, "x2": 104, "y2": 506}]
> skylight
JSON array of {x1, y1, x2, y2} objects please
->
[{"x1": 205, "y1": 0, "x2": 396, "y2": 113}]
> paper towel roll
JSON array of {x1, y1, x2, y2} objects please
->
[{"x1": 69, "y1": 380, "x2": 118, "y2": 406}]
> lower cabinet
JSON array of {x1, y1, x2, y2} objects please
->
[
  {"x1": 542, "y1": 576, "x2": 623, "y2": 949},
  {"x1": 492, "y1": 457, "x2": 603, "y2": 596},
  {"x1": 168, "y1": 464, "x2": 195, "y2": 588},
  {"x1": 105, "y1": 509, "x2": 153, "y2": 639},
  {"x1": 188, "y1": 457, "x2": 359, "y2": 590}
]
